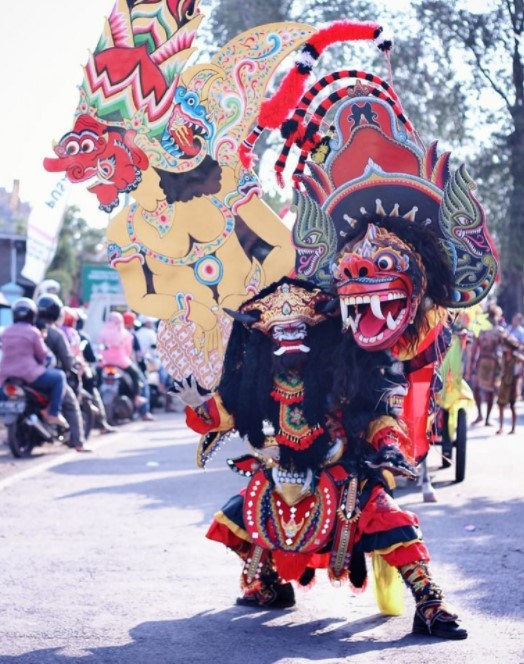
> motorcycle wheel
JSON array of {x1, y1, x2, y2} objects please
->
[
  {"x1": 81, "y1": 399, "x2": 94, "y2": 440},
  {"x1": 149, "y1": 385, "x2": 161, "y2": 412},
  {"x1": 7, "y1": 420, "x2": 35, "y2": 458},
  {"x1": 440, "y1": 409, "x2": 453, "y2": 469},
  {"x1": 113, "y1": 396, "x2": 134, "y2": 424},
  {"x1": 454, "y1": 408, "x2": 467, "y2": 484}
]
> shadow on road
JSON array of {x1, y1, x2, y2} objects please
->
[{"x1": 0, "y1": 607, "x2": 447, "y2": 664}]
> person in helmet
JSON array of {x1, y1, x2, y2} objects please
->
[
  {"x1": 36, "y1": 294, "x2": 89, "y2": 452},
  {"x1": 0, "y1": 298, "x2": 67, "y2": 427},
  {"x1": 33, "y1": 278, "x2": 61, "y2": 301},
  {"x1": 73, "y1": 308, "x2": 117, "y2": 435}
]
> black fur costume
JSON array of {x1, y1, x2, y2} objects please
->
[{"x1": 217, "y1": 276, "x2": 402, "y2": 474}]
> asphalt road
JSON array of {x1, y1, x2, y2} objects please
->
[{"x1": 0, "y1": 408, "x2": 523, "y2": 664}]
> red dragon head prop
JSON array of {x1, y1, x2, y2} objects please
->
[
  {"x1": 258, "y1": 72, "x2": 498, "y2": 352},
  {"x1": 332, "y1": 224, "x2": 427, "y2": 350}
]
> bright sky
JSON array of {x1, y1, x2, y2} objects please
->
[
  {"x1": 3, "y1": 0, "x2": 490, "y2": 231},
  {"x1": 0, "y1": 1, "x2": 117, "y2": 228},
  {"x1": 0, "y1": 1, "x2": 415, "y2": 230}
]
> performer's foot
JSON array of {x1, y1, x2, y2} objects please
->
[
  {"x1": 412, "y1": 602, "x2": 468, "y2": 640},
  {"x1": 496, "y1": 428, "x2": 503, "y2": 435},
  {"x1": 509, "y1": 428, "x2": 516, "y2": 434},
  {"x1": 472, "y1": 415, "x2": 483, "y2": 425},
  {"x1": 485, "y1": 420, "x2": 493, "y2": 426},
  {"x1": 236, "y1": 582, "x2": 296, "y2": 609}
]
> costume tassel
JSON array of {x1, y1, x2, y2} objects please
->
[
  {"x1": 372, "y1": 553, "x2": 405, "y2": 616},
  {"x1": 240, "y1": 20, "x2": 391, "y2": 167}
]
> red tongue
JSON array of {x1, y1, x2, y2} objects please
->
[
  {"x1": 358, "y1": 299, "x2": 404, "y2": 338},
  {"x1": 178, "y1": 126, "x2": 200, "y2": 156}
]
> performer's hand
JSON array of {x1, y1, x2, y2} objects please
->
[
  {"x1": 364, "y1": 444, "x2": 417, "y2": 480},
  {"x1": 171, "y1": 375, "x2": 211, "y2": 408},
  {"x1": 193, "y1": 323, "x2": 223, "y2": 364}
]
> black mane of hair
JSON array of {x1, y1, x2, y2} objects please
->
[{"x1": 218, "y1": 293, "x2": 401, "y2": 470}]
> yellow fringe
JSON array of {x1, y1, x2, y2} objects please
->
[
  {"x1": 214, "y1": 511, "x2": 252, "y2": 543},
  {"x1": 371, "y1": 553, "x2": 405, "y2": 616}
]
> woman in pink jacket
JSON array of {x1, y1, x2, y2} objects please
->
[
  {"x1": 0, "y1": 298, "x2": 66, "y2": 426},
  {"x1": 98, "y1": 311, "x2": 143, "y2": 405}
]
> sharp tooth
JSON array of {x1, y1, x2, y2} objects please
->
[
  {"x1": 349, "y1": 312, "x2": 361, "y2": 334},
  {"x1": 377, "y1": 332, "x2": 384, "y2": 341},
  {"x1": 300, "y1": 469, "x2": 313, "y2": 496},
  {"x1": 325, "y1": 438, "x2": 343, "y2": 462},
  {"x1": 370, "y1": 295, "x2": 385, "y2": 320},
  {"x1": 356, "y1": 296, "x2": 363, "y2": 304},
  {"x1": 387, "y1": 312, "x2": 396, "y2": 330},
  {"x1": 348, "y1": 296, "x2": 356, "y2": 305},
  {"x1": 340, "y1": 300, "x2": 349, "y2": 323},
  {"x1": 369, "y1": 335, "x2": 377, "y2": 343},
  {"x1": 362, "y1": 295, "x2": 370, "y2": 304}
]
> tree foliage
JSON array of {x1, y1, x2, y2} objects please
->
[
  {"x1": 47, "y1": 206, "x2": 105, "y2": 301},
  {"x1": 201, "y1": 0, "x2": 519, "y2": 312},
  {"x1": 413, "y1": 0, "x2": 524, "y2": 317}
]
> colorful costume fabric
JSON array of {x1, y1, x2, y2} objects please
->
[
  {"x1": 49, "y1": 0, "x2": 500, "y2": 641},
  {"x1": 176, "y1": 279, "x2": 465, "y2": 636}
]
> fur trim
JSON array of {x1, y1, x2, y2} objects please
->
[
  {"x1": 238, "y1": 143, "x2": 257, "y2": 169},
  {"x1": 258, "y1": 21, "x2": 383, "y2": 132},
  {"x1": 258, "y1": 68, "x2": 311, "y2": 130},
  {"x1": 307, "y1": 20, "x2": 381, "y2": 54}
]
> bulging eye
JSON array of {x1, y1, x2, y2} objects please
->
[
  {"x1": 81, "y1": 138, "x2": 96, "y2": 153},
  {"x1": 65, "y1": 140, "x2": 80, "y2": 156},
  {"x1": 456, "y1": 214, "x2": 471, "y2": 226},
  {"x1": 376, "y1": 254, "x2": 395, "y2": 271}
]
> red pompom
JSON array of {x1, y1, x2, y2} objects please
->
[{"x1": 258, "y1": 68, "x2": 310, "y2": 130}]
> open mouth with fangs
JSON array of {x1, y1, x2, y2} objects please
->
[
  {"x1": 170, "y1": 107, "x2": 209, "y2": 157},
  {"x1": 339, "y1": 290, "x2": 411, "y2": 349}
]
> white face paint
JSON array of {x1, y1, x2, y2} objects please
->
[{"x1": 271, "y1": 322, "x2": 311, "y2": 355}]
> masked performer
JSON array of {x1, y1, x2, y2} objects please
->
[{"x1": 174, "y1": 276, "x2": 467, "y2": 639}]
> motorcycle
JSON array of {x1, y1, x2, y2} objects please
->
[
  {"x1": 143, "y1": 345, "x2": 165, "y2": 412},
  {"x1": 433, "y1": 331, "x2": 474, "y2": 484},
  {"x1": 98, "y1": 365, "x2": 136, "y2": 425},
  {"x1": 67, "y1": 361, "x2": 100, "y2": 440},
  {"x1": 0, "y1": 378, "x2": 69, "y2": 458}
]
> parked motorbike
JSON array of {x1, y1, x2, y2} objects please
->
[
  {"x1": 144, "y1": 346, "x2": 165, "y2": 412},
  {"x1": 98, "y1": 365, "x2": 136, "y2": 425},
  {"x1": 67, "y1": 362, "x2": 100, "y2": 440},
  {"x1": 433, "y1": 331, "x2": 474, "y2": 484},
  {"x1": 0, "y1": 378, "x2": 69, "y2": 458}
]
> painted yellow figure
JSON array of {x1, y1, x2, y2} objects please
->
[
  {"x1": 107, "y1": 164, "x2": 295, "y2": 385},
  {"x1": 44, "y1": 0, "x2": 314, "y2": 386}
]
